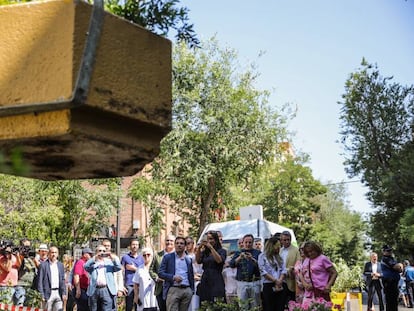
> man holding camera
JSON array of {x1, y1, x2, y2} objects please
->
[
  {"x1": 0, "y1": 245, "x2": 21, "y2": 304},
  {"x1": 230, "y1": 234, "x2": 261, "y2": 310},
  {"x1": 84, "y1": 245, "x2": 122, "y2": 311},
  {"x1": 15, "y1": 238, "x2": 37, "y2": 306}
]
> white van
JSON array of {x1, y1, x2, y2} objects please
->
[{"x1": 197, "y1": 219, "x2": 297, "y2": 253}]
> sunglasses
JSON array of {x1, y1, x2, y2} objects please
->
[
  {"x1": 97, "y1": 249, "x2": 106, "y2": 252},
  {"x1": 143, "y1": 254, "x2": 151, "y2": 257}
]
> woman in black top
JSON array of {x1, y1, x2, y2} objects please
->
[{"x1": 195, "y1": 231, "x2": 227, "y2": 303}]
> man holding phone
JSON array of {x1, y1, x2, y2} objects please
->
[
  {"x1": 84, "y1": 245, "x2": 122, "y2": 311},
  {"x1": 230, "y1": 234, "x2": 261, "y2": 310}
]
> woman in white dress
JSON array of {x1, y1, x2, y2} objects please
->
[{"x1": 133, "y1": 247, "x2": 157, "y2": 311}]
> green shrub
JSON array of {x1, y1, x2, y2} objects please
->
[{"x1": 332, "y1": 259, "x2": 365, "y2": 292}]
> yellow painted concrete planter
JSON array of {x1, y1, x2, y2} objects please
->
[
  {"x1": 0, "y1": 0, "x2": 171, "y2": 180},
  {"x1": 331, "y1": 292, "x2": 362, "y2": 311}
]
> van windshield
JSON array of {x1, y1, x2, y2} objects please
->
[{"x1": 221, "y1": 239, "x2": 239, "y2": 253}]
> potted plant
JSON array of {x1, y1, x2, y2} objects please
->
[{"x1": 331, "y1": 259, "x2": 365, "y2": 310}]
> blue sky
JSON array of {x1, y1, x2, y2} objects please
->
[{"x1": 179, "y1": 0, "x2": 414, "y2": 215}]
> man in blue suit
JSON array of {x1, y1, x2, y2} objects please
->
[
  {"x1": 37, "y1": 246, "x2": 67, "y2": 311},
  {"x1": 159, "y1": 236, "x2": 194, "y2": 311},
  {"x1": 363, "y1": 252, "x2": 384, "y2": 311},
  {"x1": 84, "y1": 245, "x2": 122, "y2": 311}
]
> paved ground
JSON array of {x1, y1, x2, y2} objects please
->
[{"x1": 360, "y1": 291, "x2": 412, "y2": 311}]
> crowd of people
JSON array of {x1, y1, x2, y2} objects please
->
[{"x1": 0, "y1": 233, "x2": 409, "y2": 311}]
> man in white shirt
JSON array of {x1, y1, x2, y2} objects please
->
[
  {"x1": 279, "y1": 231, "x2": 300, "y2": 306},
  {"x1": 37, "y1": 246, "x2": 67, "y2": 311},
  {"x1": 364, "y1": 252, "x2": 384, "y2": 311}
]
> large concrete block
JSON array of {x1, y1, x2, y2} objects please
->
[{"x1": 0, "y1": 0, "x2": 171, "y2": 180}]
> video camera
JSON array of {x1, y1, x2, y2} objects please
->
[
  {"x1": 0, "y1": 240, "x2": 35, "y2": 258},
  {"x1": 0, "y1": 239, "x2": 14, "y2": 255}
]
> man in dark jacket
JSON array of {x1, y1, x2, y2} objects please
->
[
  {"x1": 381, "y1": 245, "x2": 402, "y2": 311},
  {"x1": 37, "y1": 246, "x2": 67, "y2": 311},
  {"x1": 158, "y1": 236, "x2": 194, "y2": 311},
  {"x1": 364, "y1": 252, "x2": 384, "y2": 311}
]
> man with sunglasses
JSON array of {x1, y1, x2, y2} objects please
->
[
  {"x1": 159, "y1": 237, "x2": 195, "y2": 311},
  {"x1": 84, "y1": 245, "x2": 122, "y2": 311}
]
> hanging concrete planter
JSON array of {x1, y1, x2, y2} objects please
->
[{"x1": 0, "y1": 0, "x2": 171, "y2": 180}]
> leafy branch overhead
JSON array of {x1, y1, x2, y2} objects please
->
[{"x1": 106, "y1": 0, "x2": 199, "y2": 47}]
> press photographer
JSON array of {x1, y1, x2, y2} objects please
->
[
  {"x1": 15, "y1": 238, "x2": 37, "y2": 306},
  {"x1": 0, "y1": 240, "x2": 22, "y2": 304}
]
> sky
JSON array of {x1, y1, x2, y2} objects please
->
[{"x1": 180, "y1": 0, "x2": 414, "y2": 215}]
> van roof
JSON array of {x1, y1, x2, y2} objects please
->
[{"x1": 198, "y1": 219, "x2": 297, "y2": 245}]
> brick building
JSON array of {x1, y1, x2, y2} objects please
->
[{"x1": 107, "y1": 170, "x2": 191, "y2": 252}]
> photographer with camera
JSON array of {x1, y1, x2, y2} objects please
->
[
  {"x1": 15, "y1": 238, "x2": 37, "y2": 306},
  {"x1": 229, "y1": 234, "x2": 261, "y2": 310},
  {"x1": 84, "y1": 244, "x2": 122, "y2": 311},
  {"x1": 0, "y1": 243, "x2": 22, "y2": 304}
]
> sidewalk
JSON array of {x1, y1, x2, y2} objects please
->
[{"x1": 361, "y1": 291, "x2": 412, "y2": 311}]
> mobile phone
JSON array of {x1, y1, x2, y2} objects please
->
[{"x1": 101, "y1": 253, "x2": 109, "y2": 257}]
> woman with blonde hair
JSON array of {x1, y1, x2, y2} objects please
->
[{"x1": 258, "y1": 236, "x2": 287, "y2": 311}]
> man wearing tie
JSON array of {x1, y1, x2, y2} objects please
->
[{"x1": 364, "y1": 252, "x2": 384, "y2": 311}]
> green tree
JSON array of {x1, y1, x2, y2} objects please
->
[
  {"x1": 0, "y1": 174, "x2": 61, "y2": 242},
  {"x1": 229, "y1": 155, "x2": 327, "y2": 242},
  {"x1": 38, "y1": 179, "x2": 120, "y2": 249},
  {"x1": 128, "y1": 173, "x2": 167, "y2": 240},
  {"x1": 0, "y1": 174, "x2": 119, "y2": 249},
  {"x1": 106, "y1": 0, "x2": 199, "y2": 47},
  {"x1": 130, "y1": 39, "x2": 290, "y2": 236},
  {"x1": 310, "y1": 184, "x2": 365, "y2": 266},
  {"x1": 339, "y1": 59, "x2": 414, "y2": 255}
]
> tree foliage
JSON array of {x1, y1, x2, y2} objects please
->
[
  {"x1": 131, "y1": 39, "x2": 290, "y2": 236},
  {"x1": 0, "y1": 174, "x2": 119, "y2": 249},
  {"x1": 339, "y1": 59, "x2": 414, "y2": 257},
  {"x1": 310, "y1": 184, "x2": 365, "y2": 266},
  {"x1": 229, "y1": 155, "x2": 327, "y2": 242},
  {"x1": 106, "y1": 0, "x2": 199, "y2": 47}
]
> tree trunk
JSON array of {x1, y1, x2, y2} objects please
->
[{"x1": 198, "y1": 176, "x2": 216, "y2": 236}]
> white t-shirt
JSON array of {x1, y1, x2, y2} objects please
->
[{"x1": 132, "y1": 267, "x2": 157, "y2": 311}]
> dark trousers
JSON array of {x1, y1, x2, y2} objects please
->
[
  {"x1": 72, "y1": 288, "x2": 90, "y2": 311},
  {"x1": 156, "y1": 292, "x2": 166, "y2": 311},
  {"x1": 262, "y1": 283, "x2": 286, "y2": 311},
  {"x1": 282, "y1": 282, "x2": 295, "y2": 309},
  {"x1": 367, "y1": 280, "x2": 384, "y2": 311},
  {"x1": 383, "y1": 278, "x2": 399, "y2": 311},
  {"x1": 406, "y1": 280, "x2": 414, "y2": 307},
  {"x1": 125, "y1": 285, "x2": 136, "y2": 311}
]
